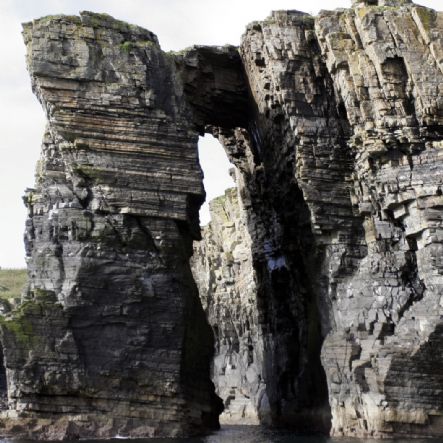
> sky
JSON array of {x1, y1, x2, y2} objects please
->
[{"x1": 0, "y1": 0, "x2": 440, "y2": 268}]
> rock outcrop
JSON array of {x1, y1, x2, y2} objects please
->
[
  {"x1": 196, "y1": 1, "x2": 443, "y2": 437},
  {"x1": 191, "y1": 185, "x2": 262, "y2": 425},
  {"x1": 0, "y1": 12, "x2": 222, "y2": 439},
  {"x1": 0, "y1": 0, "x2": 441, "y2": 439},
  {"x1": 315, "y1": 3, "x2": 443, "y2": 437}
]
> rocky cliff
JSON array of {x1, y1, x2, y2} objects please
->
[
  {"x1": 1, "y1": 12, "x2": 222, "y2": 439},
  {"x1": 191, "y1": 185, "x2": 262, "y2": 425},
  {"x1": 0, "y1": 0, "x2": 441, "y2": 439}
]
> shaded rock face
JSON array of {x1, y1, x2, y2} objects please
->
[
  {"x1": 2, "y1": 12, "x2": 222, "y2": 439},
  {"x1": 0, "y1": 1, "x2": 441, "y2": 439}
]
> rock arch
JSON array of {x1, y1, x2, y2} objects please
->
[{"x1": 0, "y1": 2, "x2": 442, "y2": 439}]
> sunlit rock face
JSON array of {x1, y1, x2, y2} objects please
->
[
  {"x1": 191, "y1": 186, "x2": 262, "y2": 425},
  {"x1": 315, "y1": 4, "x2": 443, "y2": 437},
  {"x1": 196, "y1": 1, "x2": 443, "y2": 437},
  {"x1": 0, "y1": 0, "x2": 442, "y2": 439}
]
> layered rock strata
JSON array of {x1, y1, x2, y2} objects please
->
[
  {"x1": 0, "y1": 0, "x2": 441, "y2": 439},
  {"x1": 191, "y1": 185, "x2": 262, "y2": 424},
  {"x1": 315, "y1": 3, "x2": 443, "y2": 437},
  {"x1": 0, "y1": 12, "x2": 223, "y2": 439},
  {"x1": 196, "y1": 0, "x2": 443, "y2": 437}
]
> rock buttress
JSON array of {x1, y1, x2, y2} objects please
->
[
  {"x1": 191, "y1": 186, "x2": 262, "y2": 424},
  {"x1": 0, "y1": 12, "x2": 222, "y2": 439},
  {"x1": 316, "y1": 2, "x2": 443, "y2": 437},
  {"x1": 213, "y1": 10, "x2": 351, "y2": 432}
]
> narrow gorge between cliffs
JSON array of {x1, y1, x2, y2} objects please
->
[
  {"x1": 0, "y1": 0, "x2": 442, "y2": 440},
  {"x1": 192, "y1": 130, "x2": 332, "y2": 432}
]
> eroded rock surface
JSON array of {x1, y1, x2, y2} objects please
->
[
  {"x1": 316, "y1": 3, "x2": 443, "y2": 437},
  {"x1": 191, "y1": 186, "x2": 262, "y2": 425},
  {"x1": 195, "y1": 1, "x2": 443, "y2": 437},
  {"x1": 0, "y1": 12, "x2": 222, "y2": 439},
  {"x1": 0, "y1": 0, "x2": 442, "y2": 439}
]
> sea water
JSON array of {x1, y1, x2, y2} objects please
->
[{"x1": 1, "y1": 425, "x2": 438, "y2": 443}]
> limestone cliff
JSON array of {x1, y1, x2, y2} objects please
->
[{"x1": 0, "y1": 0, "x2": 441, "y2": 439}]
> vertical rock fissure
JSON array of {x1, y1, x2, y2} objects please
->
[
  {"x1": 0, "y1": 346, "x2": 7, "y2": 410},
  {"x1": 192, "y1": 119, "x2": 333, "y2": 431}
]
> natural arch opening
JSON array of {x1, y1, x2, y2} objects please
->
[
  {"x1": 183, "y1": 45, "x2": 331, "y2": 432},
  {"x1": 192, "y1": 133, "x2": 261, "y2": 424},
  {"x1": 197, "y1": 134, "x2": 236, "y2": 226}
]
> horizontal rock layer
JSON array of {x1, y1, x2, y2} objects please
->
[{"x1": 1, "y1": 12, "x2": 222, "y2": 439}]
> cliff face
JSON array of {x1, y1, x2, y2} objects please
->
[
  {"x1": 0, "y1": 0, "x2": 442, "y2": 439},
  {"x1": 2, "y1": 12, "x2": 222, "y2": 439},
  {"x1": 213, "y1": 2, "x2": 443, "y2": 437},
  {"x1": 317, "y1": 4, "x2": 443, "y2": 437},
  {"x1": 198, "y1": 0, "x2": 443, "y2": 436},
  {"x1": 191, "y1": 186, "x2": 262, "y2": 425}
]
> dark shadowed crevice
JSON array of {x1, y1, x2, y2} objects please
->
[
  {"x1": 0, "y1": 346, "x2": 7, "y2": 410},
  {"x1": 182, "y1": 42, "x2": 332, "y2": 432},
  {"x1": 239, "y1": 130, "x2": 332, "y2": 433}
]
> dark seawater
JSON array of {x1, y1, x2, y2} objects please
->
[{"x1": 1, "y1": 426, "x2": 439, "y2": 443}]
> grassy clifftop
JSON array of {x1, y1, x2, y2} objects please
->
[{"x1": 0, "y1": 269, "x2": 27, "y2": 302}]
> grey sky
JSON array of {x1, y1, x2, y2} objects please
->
[{"x1": 0, "y1": 0, "x2": 440, "y2": 268}]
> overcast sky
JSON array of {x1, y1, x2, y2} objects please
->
[{"x1": 0, "y1": 0, "x2": 440, "y2": 268}]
